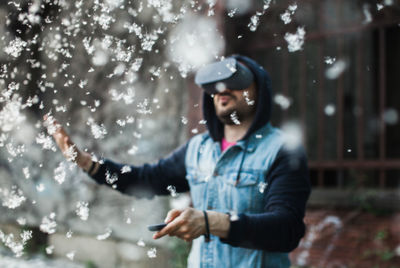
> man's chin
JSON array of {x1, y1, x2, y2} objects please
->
[{"x1": 216, "y1": 111, "x2": 236, "y2": 125}]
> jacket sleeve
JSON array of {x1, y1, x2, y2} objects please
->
[
  {"x1": 90, "y1": 143, "x2": 189, "y2": 198},
  {"x1": 220, "y1": 146, "x2": 311, "y2": 252}
]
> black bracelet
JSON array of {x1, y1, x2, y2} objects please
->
[
  {"x1": 87, "y1": 161, "x2": 96, "y2": 175},
  {"x1": 203, "y1": 210, "x2": 210, "y2": 242}
]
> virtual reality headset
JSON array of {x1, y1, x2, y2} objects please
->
[{"x1": 194, "y1": 57, "x2": 254, "y2": 95}]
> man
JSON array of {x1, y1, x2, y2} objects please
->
[{"x1": 50, "y1": 54, "x2": 311, "y2": 267}]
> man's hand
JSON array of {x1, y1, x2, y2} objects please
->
[
  {"x1": 153, "y1": 208, "x2": 205, "y2": 242},
  {"x1": 153, "y1": 208, "x2": 230, "y2": 242},
  {"x1": 44, "y1": 114, "x2": 93, "y2": 172}
]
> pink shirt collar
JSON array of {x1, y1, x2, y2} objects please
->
[{"x1": 221, "y1": 138, "x2": 236, "y2": 152}]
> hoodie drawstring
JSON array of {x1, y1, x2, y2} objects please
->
[{"x1": 234, "y1": 141, "x2": 248, "y2": 186}]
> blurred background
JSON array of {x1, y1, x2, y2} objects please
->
[{"x1": 0, "y1": 0, "x2": 399, "y2": 267}]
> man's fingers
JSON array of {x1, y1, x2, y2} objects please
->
[
  {"x1": 153, "y1": 218, "x2": 183, "y2": 239},
  {"x1": 164, "y1": 209, "x2": 182, "y2": 223}
]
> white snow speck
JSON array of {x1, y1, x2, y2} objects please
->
[
  {"x1": 325, "y1": 59, "x2": 347, "y2": 80},
  {"x1": 274, "y1": 94, "x2": 291, "y2": 110},
  {"x1": 76, "y1": 201, "x2": 89, "y2": 221},
  {"x1": 230, "y1": 111, "x2": 240, "y2": 125},
  {"x1": 40, "y1": 213, "x2": 57, "y2": 234},
  {"x1": 96, "y1": 227, "x2": 112, "y2": 240},
  {"x1": 284, "y1": 27, "x2": 306, "y2": 52},
  {"x1": 0, "y1": 186, "x2": 26, "y2": 209},
  {"x1": 258, "y1": 182, "x2": 268, "y2": 193},
  {"x1": 4, "y1": 38, "x2": 27, "y2": 58},
  {"x1": 324, "y1": 104, "x2": 336, "y2": 116},
  {"x1": 167, "y1": 185, "x2": 178, "y2": 197},
  {"x1": 147, "y1": 247, "x2": 157, "y2": 258}
]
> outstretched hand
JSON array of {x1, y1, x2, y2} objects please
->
[{"x1": 44, "y1": 114, "x2": 92, "y2": 171}]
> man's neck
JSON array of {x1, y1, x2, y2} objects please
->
[{"x1": 224, "y1": 118, "x2": 253, "y2": 143}]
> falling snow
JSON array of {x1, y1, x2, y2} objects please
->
[
  {"x1": 4, "y1": 38, "x2": 27, "y2": 58},
  {"x1": 325, "y1": 59, "x2": 347, "y2": 80},
  {"x1": 40, "y1": 213, "x2": 57, "y2": 234},
  {"x1": 243, "y1": 91, "x2": 255, "y2": 106},
  {"x1": 247, "y1": 0, "x2": 272, "y2": 32},
  {"x1": 54, "y1": 162, "x2": 67, "y2": 184},
  {"x1": 230, "y1": 111, "x2": 240, "y2": 125},
  {"x1": 284, "y1": 27, "x2": 306, "y2": 52},
  {"x1": 324, "y1": 104, "x2": 336, "y2": 116},
  {"x1": 76, "y1": 201, "x2": 89, "y2": 221},
  {"x1": 0, "y1": 187, "x2": 26, "y2": 209},
  {"x1": 280, "y1": 3, "x2": 297, "y2": 24},
  {"x1": 167, "y1": 185, "x2": 178, "y2": 197},
  {"x1": 121, "y1": 165, "x2": 132, "y2": 173},
  {"x1": 258, "y1": 182, "x2": 268, "y2": 193},
  {"x1": 147, "y1": 247, "x2": 157, "y2": 258},
  {"x1": 274, "y1": 94, "x2": 291, "y2": 110},
  {"x1": 137, "y1": 238, "x2": 146, "y2": 247},
  {"x1": 96, "y1": 227, "x2": 112, "y2": 240},
  {"x1": 105, "y1": 170, "x2": 118, "y2": 184},
  {"x1": 0, "y1": 229, "x2": 32, "y2": 257},
  {"x1": 0, "y1": 97, "x2": 26, "y2": 132}
]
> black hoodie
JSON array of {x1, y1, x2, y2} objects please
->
[
  {"x1": 92, "y1": 55, "x2": 311, "y2": 252},
  {"x1": 203, "y1": 54, "x2": 272, "y2": 142}
]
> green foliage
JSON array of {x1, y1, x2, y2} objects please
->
[
  {"x1": 362, "y1": 248, "x2": 396, "y2": 262},
  {"x1": 168, "y1": 238, "x2": 191, "y2": 268},
  {"x1": 85, "y1": 260, "x2": 97, "y2": 268},
  {"x1": 374, "y1": 230, "x2": 388, "y2": 241}
]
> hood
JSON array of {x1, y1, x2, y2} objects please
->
[{"x1": 202, "y1": 54, "x2": 273, "y2": 141}]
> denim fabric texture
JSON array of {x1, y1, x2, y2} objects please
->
[{"x1": 185, "y1": 123, "x2": 290, "y2": 268}]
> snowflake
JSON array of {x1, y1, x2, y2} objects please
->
[
  {"x1": 167, "y1": 185, "x2": 178, "y2": 197},
  {"x1": 64, "y1": 144, "x2": 78, "y2": 162},
  {"x1": 54, "y1": 162, "x2": 66, "y2": 184},
  {"x1": 324, "y1": 56, "x2": 336, "y2": 65},
  {"x1": 105, "y1": 170, "x2": 118, "y2": 184},
  {"x1": 4, "y1": 38, "x2": 27, "y2": 58},
  {"x1": 89, "y1": 121, "x2": 108, "y2": 139},
  {"x1": 66, "y1": 230, "x2": 73, "y2": 238},
  {"x1": 325, "y1": 59, "x2": 347, "y2": 80},
  {"x1": 96, "y1": 227, "x2": 112, "y2": 240},
  {"x1": 228, "y1": 8, "x2": 238, "y2": 17},
  {"x1": 258, "y1": 182, "x2": 268, "y2": 193},
  {"x1": 121, "y1": 165, "x2": 132, "y2": 173},
  {"x1": 76, "y1": 201, "x2": 89, "y2": 221},
  {"x1": 243, "y1": 91, "x2": 255, "y2": 106},
  {"x1": 284, "y1": 27, "x2": 306, "y2": 52},
  {"x1": 230, "y1": 111, "x2": 240, "y2": 125},
  {"x1": 137, "y1": 238, "x2": 146, "y2": 247},
  {"x1": 46, "y1": 245, "x2": 54, "y2": 255},
  {"x1": 0, "y1": 187, "x2": 26, "y2": 209},
  {"x1": 274, "y1": 94, "x2": 291, "y2": 110},
  {"x1": 141, "y1": 33, "x2": 158, "y2": 51},
  {"x1": 66, "y1": 251, "x2": 75, "y2": 260},
  {"x1": 137, "y1": 99, "x2": 152, "y2": 115},
  {"x1": 40, "y1": 213, "x2": 57, "y2": 234},
  {"x1": 0, "y1": 97, "x2": 26, "y2": 132},
  {"x1": 324, "y1": 104, "x2": 336, "y2": 116},
  {"x1": 147, "y1": 247, "x2": 157, "y2": 258},
  {"x1": 280, "y1": 3, "x2": 297, "y2": 24}
]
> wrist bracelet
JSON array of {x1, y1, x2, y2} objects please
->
[
  {"x1": 87, "y1": 161, "x2": 96, "y2": 175},
  {"x1": 203, "y1": 210, "x2": 210, "y2": 242}
]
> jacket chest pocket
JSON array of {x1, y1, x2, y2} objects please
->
[
  {"x1": 219, "y1": 172, "x2": 265, "y2": 213},
  {"x1": 186, "y1": 172, "x2": 209, "y2": 210}
]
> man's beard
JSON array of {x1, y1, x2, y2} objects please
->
[{"x1": 216, "y1": 108, "x2": 243, "y2": 125}]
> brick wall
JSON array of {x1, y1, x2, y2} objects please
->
[{"x1": 290, "y1": 209, "x2": 400, "y2": 268}]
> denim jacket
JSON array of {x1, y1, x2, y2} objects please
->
[
  {"x1": 91, "y1": 55, "x2": 310, "y2": 267},
  {"x1": 185, "y1": 123, "x2": 290, "y2": 268}
]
